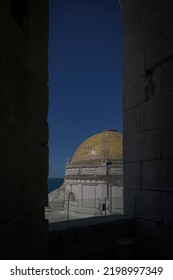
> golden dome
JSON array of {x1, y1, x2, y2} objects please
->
[{"x1": 71, "y1": 130, "x2": 122, "y2": 163}]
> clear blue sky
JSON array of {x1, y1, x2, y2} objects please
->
[{"x1": 48, "y1": 0, "x2": 122, "y2": 178}]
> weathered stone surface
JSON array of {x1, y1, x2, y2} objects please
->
[
  {"x1": 0, "y1": 0, "x2": 48, "y2": 259},
  {"x1": 124, "y1": 134, "x2": 142, "y2": 162},
  {"x1": 27, "y1": 142, "x2": 48, "y2": 209},
  {"x1": 0, "y1": 131, "x2": 28, "y2": 221},
  {"x1": 0, "y1": 132, "x2": 48, "y2": 221},
  {"x1": 141, "y1": 92, "x2": 173, "y2": 130},
  {"x1": 123, "y1": 49, "x2": 145, "y2": 85},
  {"x1": 27, "y1": 72, "x2": 48, "y2": 144},
  {"x1": 123, "y1": 76, "x2": 145, "y2": 110},
  {"x1": 30, "y1": 0, "x2": 49, "y2": 21},
  {"x1": 135, "y1": 190, "x2": 162, "y2": 222},
  {"x1": 28, "y1": 121, "x2": 48, "y2": 144},
  {"x1": 135, "y1": 219, "x2": 173, "y2": 259},
  {"x1": 162, "y1": 192, "x2": 173, "y2": 226},
  {"x1": 1, "y1": 209, "x2": 48, "y2": 259},
  {"x1": 124, "y1": 106, "x2": 141, "y2": 136},
  {"x1": 0, "y1": 85, "x2": 12, "y2": 131},
  {"x1": 161, "y1": 0, "x2": 173, "y2": 32},
  {"x1": 161, "y1": 58, "x2": 173, "y2": 94},
  {"x1": 9, "y1": 18, "x2": 29, "y2": 65},
  {"x1": 140, "y1": 0, "x2": 163, "y2": 20},
  {"x1": 162, "y1": 124, "x2": 173, "y2": 158},
  {"x1": 124, "y1": 162, "x2": 140, "y2": 189},
  {"x1": 0, "y1": 0, "x2": 9, "y2": 18},
  {"x1": 122, "y1": 0, "x2": 141, "y2": 36},
  {"x1": 124, "y1": 128, "x2": 162, "y2": 162},
  {"x1": 141, "y1": 159, "x2": 173, "y2": 190},
  {"x1": 0, "y1": 46, "x2": 29, "y2": 136},
  {"x1": 145, "y1": 26, "x2": 173, "y2": 69},
  {"x1": 28, "y1": 72, "x2": 48, "y2": 122},
  {"x1": 140, "y1": 128, "x2": 162, "y2": 160},
  {"x1": 123, "y1": 189, "x2": 137, "y2": 218},
  {"x1": 29, "y1": 0, "x2": 48, "y2": 81},
  {"x1": 152, "y1": 66, "x2": 161, "y2": 97},
  {"x1": 123, "y1": 9, "x2": 160, "y2": 59},
  {"x1": 122, "y1": 0, "x2": 173, "y2": 260}
]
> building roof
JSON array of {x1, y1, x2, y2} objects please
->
[{"x1": 71, "y1": 129, "x2": 122, "y2": 163}]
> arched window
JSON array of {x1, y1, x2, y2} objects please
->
[{"x1": 68, "y1": 192, "x2": 76, "y2": 203}]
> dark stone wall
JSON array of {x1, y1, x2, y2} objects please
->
[
  {"x1": 122, "y1": 0, "x2": 173, "y2": 258},
  {"x1": 49, "y1": 216, "x2": 135, "y2": 259},
  {"x1": 0, "y1": 0, "x2": 49, "y2": 259}
]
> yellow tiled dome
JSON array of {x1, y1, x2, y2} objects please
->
[{"x1": 71, "y1": 129, "x2": 122, "y2": 162}]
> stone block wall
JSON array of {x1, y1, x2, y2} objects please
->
[
  {"x1": 0, "y1": 0, "x2": 48, "y2": 259},
  {"x1": 122, "y1": 0, "x2": 173, "y2": 258}
]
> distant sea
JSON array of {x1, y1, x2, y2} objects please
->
[{"x1": 48, "y1": 178, "x2": 64, "y2": 193}]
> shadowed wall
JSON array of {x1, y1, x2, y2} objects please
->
[
  {"x1": 0, "y1": 0, "x2": 49, "y2": 259},
  {"x1": 122, "y1": 0, "x2": 173, "y2": 258}
]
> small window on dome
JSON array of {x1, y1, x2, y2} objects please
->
[{"x1": 68, "y1": 192, "x2": 76, "y2": 203}]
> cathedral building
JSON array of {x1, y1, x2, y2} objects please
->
[{"x1": 64, "y1": 129, "x2": 123, "y2": 217}]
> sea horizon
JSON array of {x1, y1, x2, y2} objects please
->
[{"x1": 48, "y1": 177, "x2": 64, "y2": 193}]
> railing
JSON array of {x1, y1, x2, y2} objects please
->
[{"x1": 45, "y1": 196, "x2": 125, "y2": 224}]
